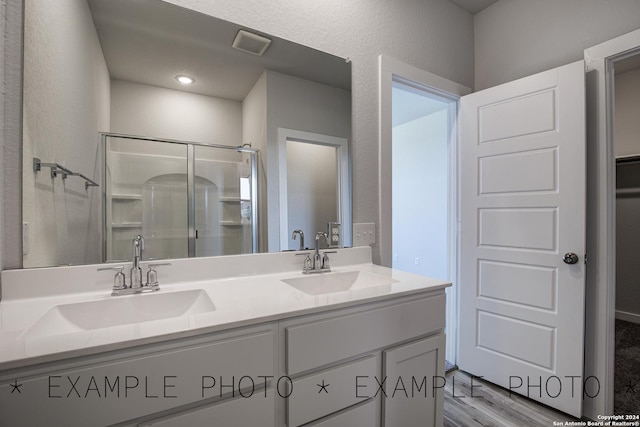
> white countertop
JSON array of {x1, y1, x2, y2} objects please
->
[{"x1": 0, "y1": 248, "x2": 449, "y2": 372}]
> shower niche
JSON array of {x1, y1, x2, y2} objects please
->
[{"x1": 104, "y1": 134, "x2": 257, "y2": 262}]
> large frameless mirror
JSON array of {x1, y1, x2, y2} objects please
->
[{"x1": 22, "y1": 0, "x2": 351, "y2": 268}]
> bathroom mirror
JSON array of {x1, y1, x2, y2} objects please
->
[{"x1": 22, "y1": 0, "x2": 351, "y2": 268}]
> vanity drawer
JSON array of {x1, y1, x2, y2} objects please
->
[
  {"x1": 287, "y1": 356, "x2": 377, "y2": 427},
  {"x1": 0, "y1": 329, "x2": 275, "y2": 427},
  {"x1": 311, "y1": 399, "x2": 377, "y2": 427},
  {"x1": 141, "y1": 389, "x2": 275, "y2": 427},
  {"x1": 286, "y1": 294, "x2": 445, "y2": 375}
]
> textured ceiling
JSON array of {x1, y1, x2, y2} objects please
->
[{"x1": 88, "y1": 0, "x2": 351, "y2": 101}]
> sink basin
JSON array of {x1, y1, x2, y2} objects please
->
[
  {"x1": 282, "y1": 270, "x2": 397, "y2": 295},
  {"x1": 22, "y1": 289, "x2": 215, "y2": 338}
]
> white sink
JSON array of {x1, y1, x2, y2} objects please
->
[
  {"x1": 22, "y1": 289, "x2": 215, "y2": 338},
  {"x1": 282, "y1": 270, "x2": 397, "y2": 295}
]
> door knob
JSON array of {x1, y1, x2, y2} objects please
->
[{"x1": 563, "y1": 252, "x2": 579, "y2": 265}]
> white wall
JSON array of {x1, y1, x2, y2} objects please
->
[
  {"x1": 110, "y1": 80, "x2": 242, "y2": 145},
  {"x1": 475, "y1": 0, "x2": 640, "y2": 90},
  {"x1": 21, "y1": 0, "x2": 110, "y2": 267},
  {"x1": 392, "y1": 109, "x2": 449, "y2": 279},
  {"x1": 3, "y1": 0, "x2": 473, "y2": 267}
]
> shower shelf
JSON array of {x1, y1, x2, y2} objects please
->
[
  {"x1": 219, "y1": 221, "x2": 245, "y2": 226},
  {"x1": 111, "y1": 194, "x2": 142, "y2": 200},
  {"x1": 219, "y1": 196, "x2": 242, "y2": 202},
  {"x1": 111, "y1": 222, "x2": 143, "y2": 228}
]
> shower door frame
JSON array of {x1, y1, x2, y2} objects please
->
[{"x1": 101, "y1": 132, "x2": 259, "y2": 261}]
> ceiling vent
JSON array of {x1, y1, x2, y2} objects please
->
[{"x1": 232, "y1": 30, "x2": 272, "y2": 56}]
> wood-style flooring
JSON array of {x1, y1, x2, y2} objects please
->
[{"x1": 444, "y1": 370, "x2": 579, "y2": 427}]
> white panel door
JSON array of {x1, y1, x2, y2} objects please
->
[{"x1": 458, "y1": 61, "x2": 586, "y2": 417}]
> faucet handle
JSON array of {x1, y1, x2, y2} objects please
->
[
  {"x1": 98, "y1": 266, "x2": 127, "y2": 290},
  {"x1": 321, "y1": 251, "x2": 337, "y2": 270},
  {"x1": 295, "y1": 253, "x2": 313, "y2": 271},
  {"x1": 145, "y1": 263, "x2": 171, "y2": 288}
]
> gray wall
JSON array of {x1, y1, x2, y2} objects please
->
[
  {"x1": 111, "y1": 80, "x2": 243, "y2": 145},
  {"x1": 22, "y1": 0, "x2": 110, "y2": 268},
  {"x1": 2, "y1": 0, "x2": 25, "y2": 271},
  {"x1": 615, "y1": 68, "x2": 640, "y2": 319},
  {"x1": 155, "y1": 0, "x2": 475, "y2": 263},
  {"x1": 265, "y1": 70, "x2": 351, "y2": 252},
  {"x1": 0, "y1": 0, "x2": 475, "y2": 268},
  {"x1": 475, "y1": 0, "x2": 640, "y2": 90}
]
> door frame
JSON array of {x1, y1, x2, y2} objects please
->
[
  {"x1": 378, "y1": 55, "x2": 470, "y2": 363},
  {"x1": 277, "y1": 128, "x2": 351, "y2": 251},
  {"x1": 584, "y1": 28, "x2": 640, "y2": 419}
]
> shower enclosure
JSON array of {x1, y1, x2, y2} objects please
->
[{"x1": 102, "y1": 134, "x2": 258, "y2": 262}]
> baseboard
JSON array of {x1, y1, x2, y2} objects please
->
[{"x1": 616, "y1": 310, "x2": 640, "y2": 324}]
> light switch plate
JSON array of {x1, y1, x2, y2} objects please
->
[{"x1": 353, "y1": 223, "x2": 375, "y2": 246}]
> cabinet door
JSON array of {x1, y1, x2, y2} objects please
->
[{"x1": 382, "y1": 334, "x2": 445, "y2": 427}]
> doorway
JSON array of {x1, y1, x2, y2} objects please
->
[
  {"x1": 612, "y1": 55, "x2": 640, "y2": 414},
  {"x1": 379, "y1": 55, "x2": 471, "y2": 364},
  {"x1": 391, "y1": 80, "x2": 456, "y2": 368},
  {"x1": 391, "y1": 81, "x2": 453, "y2": 280}
]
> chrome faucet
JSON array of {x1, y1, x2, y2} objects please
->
[
  {"x1": 296, "y1": 232, "x2": 336, "y2": 274},
  {"x1": 131, "y1": 235, "x2": 144, "y2": 289},
  {"x1": 314, "y1": 232, "x2": 328, "y2": 268},
  {"x1": 98, "y1": 261, "x2": 171, "y2": 296},
  {"x1": 292, "y1": 229, "x2": 305, "y2": 250},
  {"x1": 97, "y1": 234, "x2": 172, "y2": 296}
]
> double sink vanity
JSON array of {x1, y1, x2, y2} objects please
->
[{"x1": 0, "y1": 247, "x2": 449, "y2": 426}]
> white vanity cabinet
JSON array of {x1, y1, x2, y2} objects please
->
[
  {"x1": 281, "y1": 290, "x2": 446, "y2": 427},
  {"x1": 0, "y1": 286, "x2": 447, "y2": 427},
  {"x1": 0, "y1": 324, "x2": 278, "y2": 427}
]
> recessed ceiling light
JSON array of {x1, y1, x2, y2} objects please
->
[{"x1": 176, "y1": 75, "x2": 195, "y2": 85}]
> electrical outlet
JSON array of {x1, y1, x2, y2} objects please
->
[
  {"x1": 414, "y1": 257, "x2": 420, "y2": 265},
  {"x1": 353, "y1": 223, "x2": 375, "y2": 246},
  {"x1": 327, "y1": 222, "x2": 340, "y2": 248}
]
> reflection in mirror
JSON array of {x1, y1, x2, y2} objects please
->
[
  {"x1": 22, "y1": 0, "x2": 351, "y2": 268},
  {"x1": 104, "y1": 135, "x2": 258, "y2": 263},
  {"x1": 278, "y1": 130, "x2": 351, "y2": 251}
]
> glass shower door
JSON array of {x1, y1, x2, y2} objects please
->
[
  {"x1": 193, "y1": 145, "x2": 257, "y2": 256},
  {"x1": 104, "y1": 134, "x2": 258, "y2": 262},
  {"x1": 104, "y1": 136, "x2": 189, "y2": 262}
]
